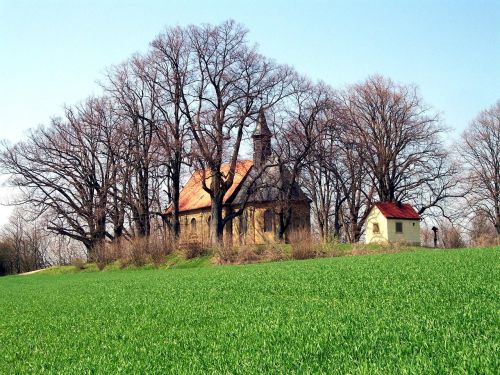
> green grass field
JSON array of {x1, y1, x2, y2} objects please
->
[{"x1": 1, "y1": 247, "x2": 498, "y2": 374}]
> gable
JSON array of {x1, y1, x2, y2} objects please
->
[
  {"x1": 232, "y1": 162, "x2": 311, "y2": 205},
  {"x1": 166, "y1": 160, "x2": 253, "y2": 214}
]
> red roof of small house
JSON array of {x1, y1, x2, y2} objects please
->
[
  {"x1": 374, "y1": 202, "x2": 420, "y2": 220},
  {"x1": 165, "y1": 160, "x2": 253, "y2": 214}
]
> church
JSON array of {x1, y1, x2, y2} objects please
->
[{"x1": 166, "y1": 111, "x2": 311, "y2": 246}]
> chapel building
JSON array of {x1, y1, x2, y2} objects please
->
[{"x1": 166, "y1": 110, "x2": 311, "y2": 245}]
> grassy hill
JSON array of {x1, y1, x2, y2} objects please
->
[{"x1": 0, "y1": 247, "x2": 498, "y2": 373}]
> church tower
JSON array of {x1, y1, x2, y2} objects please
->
[{"x1": 252, "y1": 109, "x2": 272, "y2": 167}]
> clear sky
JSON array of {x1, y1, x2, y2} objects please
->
[{"x1": 0, "y1": 0, "x2": 499, "y2": 225}]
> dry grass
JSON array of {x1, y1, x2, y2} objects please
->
[
  {"x1": 236, "y1": 246, "x2": 260, "y2": 263},
  {"x1": 213, "y1": 242, "x2": 287, "y2": 265},
  {"x1": 472, "y1": 233, "x2": 500, "y2": 247},
  {"x1": 90, "y1": 243, "x2": 114, "y2": 270},
  {"x1": 213, "y1": 243, "x2": 238, "y2": 265},
  {"x1": 89, "y1": 234, "x2": 174, "y2": 270},
  {"x1": 262, "y1": 244, "x2": 286, "y2": 262},
  {"x1": 71, "y1": 258, "x2": 86, "y2": 270},
  {"x1": 86, "y1": 230, "x2": 428, "y2": 270},
  {"x1": 180, "y1": 241, "x2": 207, "y2": 260},
  {"x1": 289, "y1": 229, "x2": 317, "y2": 260}
]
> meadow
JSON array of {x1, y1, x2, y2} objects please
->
[{"x1": 0, "y1": 247, "x2": 498, "y2": 374}]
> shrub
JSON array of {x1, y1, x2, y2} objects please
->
[
  {"x1": 87, "y1": 235, "x2": 177, "y2": 269},
  {"x1": 181, "y1": 241, "x2": 207, "y2": 260},
  {"x1": 236, "y1": 246, "x2": 260, "y2": 264},
  {"x1": 386, "y1": 241, "x2": 406, "y2": 253},
  {"x1": 289, "y1": 229, "x2": 317, "y2": 260},
  {"x1": 91, "y1": 242, "x2": 113, "y2": 271},
  {"x1": 472, "y1": 233, "x2": 500, "y2": 247},
  {"x1": 319, "y1": 237, "x2": 343, "y2": 257},
  {"x1": 146, "y1": 234, "x2": 173, "y2": 267},
  {"x1": 213, "y1": 243, "x2": 238, "y2": 265},
  {"x1": 440, "y1": 224, "x2": 466, "y2": 248},
  {"x1": 350, "y1": 243, "x2": 371, "y2": 256},
  {"x1": 263, "y1": 244, "x2": 286, "y2": 262},
  {"x1": 71, "y1": 258, "x2": 86, "y2": 270}
]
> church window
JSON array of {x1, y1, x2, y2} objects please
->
[
  {"x1": 263, "y1": 209, "x2": 273, "y2": 233},
  {"x1": 373, "y1": 223, "x2": 380, "y2": 233},
  {"x1": 191, "y1": 218, "x2": 197, "y2": 232}
]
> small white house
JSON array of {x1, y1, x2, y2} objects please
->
[{"x1": 365, "y1": 202, "x2": 420, "y2": 245}]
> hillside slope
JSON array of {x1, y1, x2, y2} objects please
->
[{"x1": 0, "y1": 247, "x2": 498, "y2": 373}]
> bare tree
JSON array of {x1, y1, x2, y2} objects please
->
[
  {"x1": 304, "y1": 89, "x2": 373, "y2": 243},
  {"x1": 150, "y1": 27, "x2": 192, "y2": 239},
  {"x1": 178, "y1": 20, "x2": 293, "y2": 243},
  {"x1": 105, "y1": 57, "x2": 168, "y2": 237},
  {"x1": 340, "y1": 75, "x2": 457, "y2": 216},
  {"x1": 0, "y1": 97, "x2": 119, "y2": 254},
  {"x1": 300, "y1": 85, "x2": 344, "y2": 241},
  {"x1": 272, "y1": 80, "x2": 330, "y2": 240},
  {"x1": 0, "y1": 209, "x2": 50, "y2": 274},
  {"x1": 460, "y1": 101, "x2": 500, "y2": 235}
]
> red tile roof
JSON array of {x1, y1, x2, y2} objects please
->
[
  {"x1": 374, "y1": 202, "x2": 420, "y2": 220},
  {"x1": 166, "y1": 160, "x2": 253, "y2": 214}
]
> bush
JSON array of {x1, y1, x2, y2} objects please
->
[
  {"x1": 289, "y1": 229, "x2": 317, "y2": 260},
  {"x1": 439, "y1": 223, "x2": 466, "y2": 248},
  {"x1": 386, "y1": 241, "x2": 406, "y2": 253},
  {"x1": 472, "y1": 233, "x2": 500, "y2": 247},
  {"x1": 213, "y1": 243, "x2": 238, "y2": 264},
  {"x1": 91, "y1": 242, "x2": 114, "y2": 271},
  {"x1": 71, "y1": 258, "x2": 86, "y2": 270},
  {"x1": 181, "y1": 241, "x2": 207, "y2": 260},
  {"x1": 350, "y1": 243, "x2": 371, "y2": 256},
  {"x1": 236, "y1": 246, "x2": 260, "y2": 264},
  {"x1": 263, "y1": 244, "x2": 286, "y2": 262}
]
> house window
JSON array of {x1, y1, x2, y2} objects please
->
[
  {"x1": 373, "y1": 223, "x2": 380, "y2": 234},
  {"x1": 263, "y1": 209, "x2": 273, "y2": 233},
  {"x1": 191, "y1": 218, "x2": 197, "y2": 232},
  {"x1": 395, "y1": 222, "x2": 403, "y2": 233}
]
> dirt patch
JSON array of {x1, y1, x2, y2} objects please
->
[{"x1": 18, "y1": 268, "x2": 47, "y2": 276}]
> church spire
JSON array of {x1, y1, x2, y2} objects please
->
[{"x1": 252, "y1": 109, "x2": 272, "y2": 167}]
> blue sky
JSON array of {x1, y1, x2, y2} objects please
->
[{"x1": 0, "y1": 0, "x2": 499, "y2": 224}]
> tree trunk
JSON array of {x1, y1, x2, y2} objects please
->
[
  {"x1": 171, "y1": 167, "x2": 181, "y2": 239},
  {"x1": 276, "y1": 207, "x2": 291, "y2": 241},
  {"x1": 210, "y1": 197, "x2": 225, "y2": 244}
]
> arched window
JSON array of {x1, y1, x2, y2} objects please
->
[
  {"x1": 191, "y1": 218, "x2": 197, "y2": 232},
  {"x1": 263, "y1": 209, "x2": 273, "y2": 233}
]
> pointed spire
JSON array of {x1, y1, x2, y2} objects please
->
[
  {"x1": 252, "y1": 109, "x2": 272, "y2": 166},
  {"x1": 253, "y1": 108, "x2": 272, "y2": 138}
]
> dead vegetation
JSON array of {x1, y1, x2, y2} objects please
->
[
  {"x1": 73, "y1": 228, "x2": 446, "y2": 271},
  {"x1": 87, "y1": 234, "x2": 174, "y2": 270}
]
